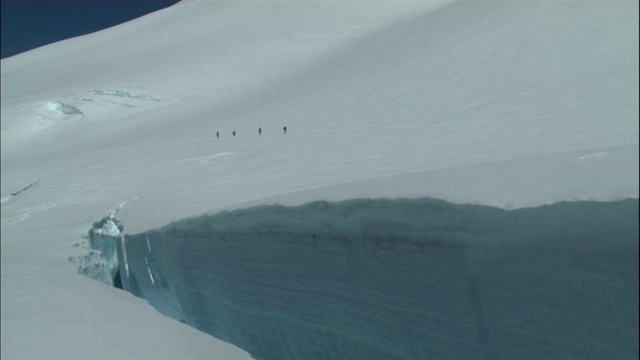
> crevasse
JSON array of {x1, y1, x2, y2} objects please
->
[{"x1": 86, "y1": 198, "x2": 638, "y2": 360}]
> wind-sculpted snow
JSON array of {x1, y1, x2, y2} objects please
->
[
  {"x1": 47, "y1": 101, "x2": 83, "y2": 115},
  {"x1": 118, "y1": 198, "x2": 639, "y2": 360}
]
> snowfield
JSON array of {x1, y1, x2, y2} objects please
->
[{"x1": 1, "y1": 0, "x2": 638, "y2": 359}]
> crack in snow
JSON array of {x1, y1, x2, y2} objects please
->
[{"x1": 88, "y1": 90, "x2": 160, "y2": 102}]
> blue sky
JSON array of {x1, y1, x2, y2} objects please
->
[{"x1": 1, "y1": 0, "x2": 179, "y2": 59}]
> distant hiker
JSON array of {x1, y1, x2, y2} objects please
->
[
  {"x1": 283, "y1": 126, "x2": 287, "y2": 134},
  {"x1": 216, "y1": 132, "x2": 219, "y2": 138},
  {"x1": 233, "y1": 131, "x2": 236, "y2": 137},
  {"x1": 259, "y1": 128, "x2": 262, "y2": 135}
]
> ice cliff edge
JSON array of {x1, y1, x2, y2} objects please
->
[{"x1": 111, "y1": 198, "x2": 638, "y2": 360}]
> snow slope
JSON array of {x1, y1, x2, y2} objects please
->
[{"x1": 1, "y1": 0, "x2": 638, "y2": 358}]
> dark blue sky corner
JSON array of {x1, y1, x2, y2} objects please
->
[{"x1": 1, "y1": 0, "x2": 180, "y2": 59}]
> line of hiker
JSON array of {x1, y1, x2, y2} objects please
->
[{"x1": 215, "y1": 126, "x2": 287, "y2": 138}]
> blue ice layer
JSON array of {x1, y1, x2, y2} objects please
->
[{"x1": 119, "y1": 198, "x2": 639, "y2": 360}]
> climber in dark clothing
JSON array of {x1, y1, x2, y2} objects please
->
[
  {"x1": 233, "y1": 131, "x2": 236, "y2": 137},
  {"x1": 216, "y1": 132, "x2": 219, "y2": 138},
  {"x1": 259, "y1": 128, "x2": 262, "y2": 135},
  {"x1": 283, "y1": 126, "x2": 287, "y2": 134}
]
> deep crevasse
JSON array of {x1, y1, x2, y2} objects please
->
[{"x1": 117, "y1": 198, "x2": 638, "y2": 360}]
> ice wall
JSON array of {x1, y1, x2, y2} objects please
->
[
  {"x1": 120, "y1": 198, "x2": 639, "y2": 359},
  {"x1": 70, "y1": 214, "x2": 123, "y2": 287}
]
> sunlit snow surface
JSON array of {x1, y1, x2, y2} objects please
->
[{"x1": 1, "y1": 0, "x2": 638, "y2": 359}]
